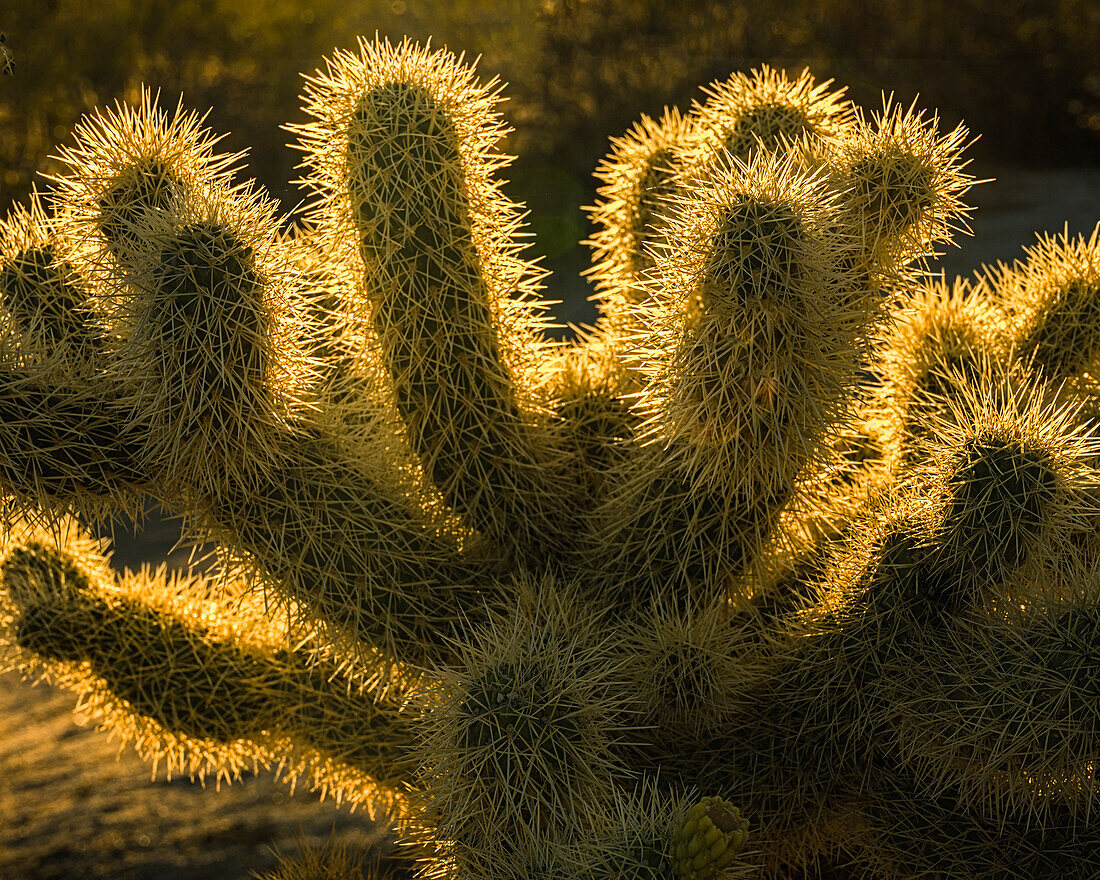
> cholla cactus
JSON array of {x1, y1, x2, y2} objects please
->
[{"x1": 3, "y1": 35, "x2": 1100, "y2": 880}]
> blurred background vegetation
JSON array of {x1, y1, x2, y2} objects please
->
[{"x1": 1, "y1": 0, "x2": 1098, "y2": 296}]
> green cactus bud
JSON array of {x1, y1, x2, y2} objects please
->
[{"x1": 672, "y1": 797, "x2": 750, "y2": 880}]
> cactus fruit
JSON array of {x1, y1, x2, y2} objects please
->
[
  {"x1": 2, "y1": 33, "x2": 1100, "y2": 880},
  {"x1": 672, "y1": 797, "x2": 751, "y2": 880}
]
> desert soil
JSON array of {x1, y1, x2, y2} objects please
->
[{"x1": 0, "y1": 164, "x2": 1097, "y2": 880}]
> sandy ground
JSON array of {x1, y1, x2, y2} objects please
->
[{"x1": 0, "y1": 165, "x2": 1097, "y2": 880}]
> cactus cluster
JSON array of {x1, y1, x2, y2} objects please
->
[{"x1": 2, "y1": 35, "x2": 1099, "y2": 879}]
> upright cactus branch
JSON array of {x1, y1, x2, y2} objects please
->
[{"x1": 293, "y1": 39, "x2": 573, "y2": 563}]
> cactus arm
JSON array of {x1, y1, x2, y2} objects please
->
[
  {"x1": 204, "y1": 428, "x2": 497, "y2": 665},
  {"x1": 0, "y1": 375, "x2": 146, "y2": 503},
  {"x1": 585, "y1": 107, "x2": 696, "y2": 337},
  {"x1": 825, "y1": 99, "x2": 977, "y2": 284},
  {"x1": 863, "y1": 761, "x2": 1100, "y2": 879},
  {"x1": 0, "y1": 196, "x2": 152, "y2": 520},
  {"x1": 869, "y1": 273, "x2": 1013, "y2": 474},
  {"x1": 887, "y1": 601, "x2": 1100, "y2": 829},
  {"x1": 293, "y1": 38, "x2": 574, "y2": 563},
  {"x1": 585, "y1": 150, "x2": 877, "y2": 603},
  {"x1": 0, "y1": 522, "x2": 416, "y2": 805},
  {"x1": 998, "y1": 224, "x2": 1100, "y2": 389},
  {"x1": 409, "y1": 575, "x2": 637, "y2": 878}
]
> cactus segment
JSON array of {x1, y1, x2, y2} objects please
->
[
  {"x1": 100, "y1": 177, "x2": 310, "y2": 498},
  {"x1": 888, "y1": 601, "x2": 1100, "y2": 830},
  {"x1": 548, "y1": 331, "x2": 637, "y2": 515},
  {"x1": 0, "y1": 378, "x2": 144, "y2": 504},
  {"x1": 412, "y1": 577, "x2": 631, "y2": 872},
  {"x1": 690, "y1": 66, "x2": 855, "y2": 167},
  {"x1": 293, "y1": 38, "x2": 569, "y2": 562},
  {"x1": 872, "y1": 274, "x2": 1012, "y2": 471},
  {"x1": 586, "y1": 150, "x2": 875, "y2": 600},
  {"x1": 586, "y1": 107, "x2": 696, "y2": 325},
  {"x1": 0, "y1": 524, "x2": 415, "y2": 805},
  {"x1": 830, "y1": 98, "x2": 976, "y2": 272},
  {"x1": 1002, "y1": 224, "x2": 1100, "y2": 381},
  {"x1": 920, "y1": 373, "x2": 1100, "y2": 605},
  {"x1": 0, "y1": 198, "x2": 146, "y2": 514},
  {"x1": 49, "y1": 87, "x2": 241, "y2": 269},
  {"x1": 0, "y1": 197, "x2": 101, "y2": 357}
]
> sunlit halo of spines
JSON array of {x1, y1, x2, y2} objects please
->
[
  {"x1": 48, "y1": 86, "x2": 243, "y2": 271},
  {"x1": 0, "y1": 518, "x2": 412, "y2": 811},
  {"x1": 830, "y1": 97, "x2": 977, "y2": 272},
  {"x1": 916, "y1": 368, "x2": 1100, "y2": 604},
  {"x1": 585, "y1": 107, "x2": 697, "y2": 320},
  {"x1": 99, "y1": 177, "x2": 322, "y2": 496},
  {"x1": 688, "y1": 65, "x2": 856, "y2": 170},
  {"x1": 1000, "y1": 223, "x2": 1100, "y2": 383},
  {"x1": 634, "y1": 149, "x2": 859, "y2": 493},
  {"x1": 290, "y1": 36, "x2": 558, "y2": 386}
]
